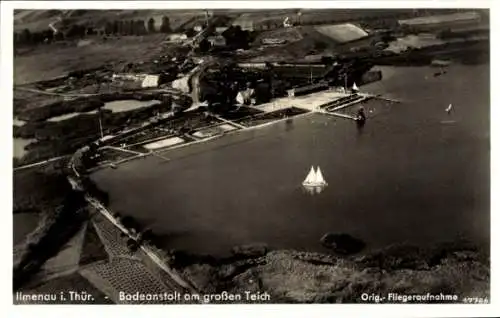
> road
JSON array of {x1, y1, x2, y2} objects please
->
[
  {"x1": 13, "y1": 155, "x2": 70, "y2": 172},
  {"x1": 15, "y1": 86, "x2": 97, "y2": 98},
  {"x1": 210, "y1": 114, "x2": 247, "y2": 129},
  {"x1": 15, "y1": 85, "x2": 189, "y2": 99}
]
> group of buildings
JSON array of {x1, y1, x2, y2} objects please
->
[{"x1": 110, "y1": 9, "x2": 485, "y2": 110}]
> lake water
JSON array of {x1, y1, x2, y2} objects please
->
[
  {"x1": 103, "y1": 99, "x2": 161, "y2": 112},
  {"x1": 91, "y1": 64, "x2": 489, "y2": 257},
  {"x1": 13, "y1": 117, "x2": 27, "y2": 127},
  {"x1": 13, "y1": 212, "x2": 39, "y2": 245},
  {"x1": 46, "y1": 99, "x2": 161, "y2": 122},
  {"x1": 13, "y1": 138, "x2": 36, "y2": 159}
]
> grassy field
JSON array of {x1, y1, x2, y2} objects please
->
[
  {"x1": 232, "y1": 9, "x2": 420, "y2": 28},
  {"x1": 252, "y1": 27, "x2": 303, "y2": 45},
  {"x1": 247, "y1": 25, "x2": 343, "y2": 62},
  {"x1": 14, "y1": 34, "x2": 168, "y2": 85}
]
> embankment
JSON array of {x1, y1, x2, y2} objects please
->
[{"x1": 13, "y1": 190, "x2": 88, "y2": 290}]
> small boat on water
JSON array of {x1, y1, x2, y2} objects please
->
[
  {"x1": 352, "y1": 82, "x2": 359, "y2": 93},
  {"x1": 445, "y1": 103, "x2": 453, "y2": 114},
  {"x1": 302, "y1": 166, "x2": 327, "y2": 187}
]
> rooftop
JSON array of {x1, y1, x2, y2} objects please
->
[{"x1": 315, "y1": 23, "x2": 369, "y2": 43}]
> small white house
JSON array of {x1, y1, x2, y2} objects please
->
[
  {"x1": 141, "y1": 75, "x2": 160, "y2": 88},
  {"x1": 165, "y1": 33, "x2": 188, "y2": 43},
  {"x1": 236, "y1": 88, "x2": 255, "y2": 105},
  {"x1": 207, "y1": 35, "x2": 227, "y2": 47}
]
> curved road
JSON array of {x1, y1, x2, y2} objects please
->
[{"x1": 15, "y1": 85, "x2": 188, "y2": 99}]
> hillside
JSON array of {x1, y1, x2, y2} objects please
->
[
  {"x1": 13, "y1": 9, "x2": 211, "y2": 32},
  {"x1": 179, "y1": 242, "x2": 490, "y2": 303}
]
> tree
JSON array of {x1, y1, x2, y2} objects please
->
[
  {"x1": 21, "y1": 28, "x2": 31, "y2": 44},
  {"x1": 135, "y1": 20, "x2": 146, "y2": 35},
  {"x1": 129, "y1": 20, "x2": 136, "y2": 35},
  {"x1": 87, "y1": 26, "x2": 97, "y2": 36},
  {"x1": 41, "y1": 29, "x2": 54, "y2": 43},
  {"x1": 321, "y1": 56, "x2": 335, "y2": 65},
  {"x1": 66, "y1": 24, "x2": 80, "y2": 39},
  {"x1": 147, "y1": 17, "x2": 156, "y2": 33},
  {"x1": 127, "y1": 20, "x2": 135, "y2": 35},
  {"x1": 184, "y1": 28, "x2": 197, "y2": 37},
  {"x1": 31, "y1": 31, "x2": 45, "y2": 44},
  {"x1": 112, "y1": 20, "x2": 119, "y2": 34},
  {"x1": 198, "y1": 38, "x2": 211, "y2": 53},
  {"x1": 121, "y1": 20, "x2": 130, "y2": 35},
  {"x1": 116, "y1": 20, "x2": 124, "y2": 35},
  {"x1": 54, "y1": 31, "x2": 65, "y2": 41},
  {"x1": 313, "y1": 40, "x2": 328, "y2": 51},
  {"x1": 160, "y1": 16, "x2": 171, "y2": 33},
  {"x1": 126, "y1": 238, "x2": 139, "y2": 252}
]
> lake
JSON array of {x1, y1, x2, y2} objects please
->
[
  {"x1": 91, "y1": 64, "x2": 490, "y2": 257},
  {"x1": 13, "y1": 117, "x2": 27, "y2": 127},
  {"x1": 13, "y1": 138, "x2": 36, "y2": 159},
  {"x1": 13, "y1": 212, "x2": 39, "y2": 245}
]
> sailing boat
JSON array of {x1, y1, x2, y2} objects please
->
[
  {"x1": 352, "y1": 82, "x2": 359, "y2": 92},
  {"x1": 302, "y1": 166, "x2": 327, "y2": 187},
  {"x1": 445, "y1": 103, "x2": 453, "y2": 114},
  {"x1": 441, "y1": 103, "x2": 456, "y2": 124}
]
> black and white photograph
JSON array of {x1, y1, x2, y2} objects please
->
[{"x1": 5, "y1": 0, "x2": 495, "y2": 313}]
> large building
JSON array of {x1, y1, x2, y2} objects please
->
[{"x1": 315, "y1": 23, "x2": 369, "y2": 43}]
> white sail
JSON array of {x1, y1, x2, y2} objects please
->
[
  {"x1": 445, "y1": 103, "x2": 453, "y2": 112},
  {"x1": 303, "y1": 166, "x2": 327, "y2": 187},
  {"x1": 352, "y1": 82, "x2": 359, "y2": 91},
  {"x1": 303, "y1": 166, "x2": 317, "y2": 185},
  {"x1": 314, "y1": 167, "x2": 326, "y2": 185}
]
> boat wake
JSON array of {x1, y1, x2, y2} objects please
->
[{"x1": 440, "y1": 120, "x2": 457, "y2": 124}]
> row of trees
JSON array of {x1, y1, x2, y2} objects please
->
[
  {"x1": 104, "y1": 19, "x2": 148, "y2": 36},
  {"x1": 103, "y1": 16, "x2": 171, "y2": 36},
  {"x1": 14, "y1": 16, "x2": 172, "y2": 47},
  {"x1": 15, "y1": 28, "x2": 66, "y2": 46},
  {"x1": 221, "y1": 25, "x2": 254, "y2": 49}
]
